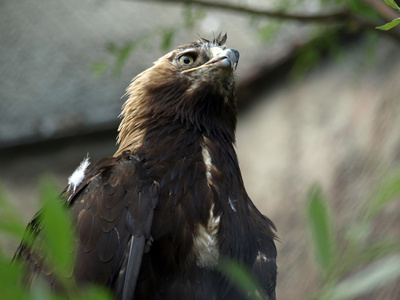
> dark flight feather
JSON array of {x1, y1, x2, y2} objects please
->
[{"x1": 15, "y1": 34, "x2": 277, "y2": 300}]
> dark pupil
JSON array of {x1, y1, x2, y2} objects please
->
[{"x1": 183, "y1": 57, "x2": 191, "y2": 64}]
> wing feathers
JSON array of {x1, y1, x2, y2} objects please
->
[
  {"x1": 72, "y1": 157, "x2": 160, "y2": 293},
  {"x1": 97, "y1": 228, "x2": 120, "y2": 263},
  {"x1": 16, "y1": 153, "x2": 161, "y2": 298},
  {"x1": 121, "y1": 235, "x2": 146, "y2": 300},
  {"x1": 77, "y1": 210, "x2": 101, "y2": 253},
  {"x1": 118, "y1": 181, "x2": 159, "y2": 299}
]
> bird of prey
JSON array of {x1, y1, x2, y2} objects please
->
[{"x1": 15, "y1": 34, "x2": 277, "y2": 300}]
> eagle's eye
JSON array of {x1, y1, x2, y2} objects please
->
[{"x1": 178, "y1": 54, "x2": 196, "y2": 65}]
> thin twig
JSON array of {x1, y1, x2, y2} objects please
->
[
  {"x1": 140, "y1": 0, "x2": 348, "y2": 22},
  {"x1": 136, "y1": 0, "x2": 400, "y2": 43},
  {"x1": 362, "y1": 0, "x2": 400, "y2": 21}
]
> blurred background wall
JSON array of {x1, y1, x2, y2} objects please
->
[{"x1": 1, "y1": 0, "x2": 400, "y2": 299}]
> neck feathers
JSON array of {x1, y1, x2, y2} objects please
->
[{"x1": 115, "y1": 57, "x2": 238, "y2": 157}]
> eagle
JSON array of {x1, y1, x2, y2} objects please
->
[{"x1": 15, "y1": 34, "x2": 277, "y2": 300}]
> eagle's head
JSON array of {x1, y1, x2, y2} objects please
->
[{"x1": 117, "y1": 34, "x2": 239, "y2": 153}]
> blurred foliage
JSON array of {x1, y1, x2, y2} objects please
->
[
  {"x1": 91, "y1": 4, "x2": 205, "y2": 78},
  {"x1": 307, "y1": 185, "x2": 337, "y2": 275},
  {"x1": 290, "y1": 27, "x2": 345, "y2": 80},
  {"x1": 39, "y1": 176, "x2": 75, "y2": 276},
  {"x1": 219, "y1": 257, "x2": 266, "y2": 300},
  {"x1": 346, "y1": 0, "x2": 381, "y2": 20},
  {"x1": 91, "y1": 0, "x2": 400, "y2": 79},
  {"x1": 1, "y1": 169, "x2": 400, "y2": 299},
  {"x1": 0, "y1": 177, "x2": 112, "y2": 300},
  {"x1": 306, "y1": 170, "x2": 400, "y2": 299}
]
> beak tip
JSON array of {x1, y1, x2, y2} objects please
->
[
  {"x1": 223, "y1": 48, "x2": 239, "y2": 71},
  {"x1": 213, "y1": 48, "x2": 240, "y2": 71}
]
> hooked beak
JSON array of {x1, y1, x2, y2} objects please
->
[
  {"x1": 181, "y1": 48, "x2": 240, "y2": 74},
  {"x1": 205, "y1": 48, "x2": 240, "y2": 71}
]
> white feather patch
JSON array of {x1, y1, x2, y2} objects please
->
[
  {"x1": 256, "y1": 251, "x2": 275, "y2": 263},
  {"x1": 192, "y1": 204, "x2": 220, "y2": 268},
  {"x1": 201, "y1": 136, "x2": 213, "y2": 185},
  {"x1": 201, "y1": 141, "x2": 213, "y2": 182},
  {"x1": 68, "y1": 155, "x2": 90, "y2": 193}
]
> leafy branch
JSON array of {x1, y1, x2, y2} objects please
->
[
  {"x1": 141, "y1": 0, "x2": 347, "y2": 22},
  {"x1": 376, "y1": 0, "x2": 400, "y2": 30},
  {"x1": 138, "y1": 0, "x2": 400, "y2": 42}
]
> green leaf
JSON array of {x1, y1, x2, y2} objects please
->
[
  {"x1": 291, "y1": 47, "x2": 320, "y2": 79},
  {"x1": 0, "y1": 185, "x2": 27, "y2": 240},
  {"x1": 79, "y1": 285, "x2": 113, "y2": 300},
  {"x1": 384, "y1": 0, "x2": 400, "y2": 11},
  {"x1": 365, "y1": 170, "x2": 400, "y2": 220},
  {"x1": 347, "y1": 0, "x2": 381, "y2": 20},
  {"x1": 357, "y1": 240, "x2": 400, "y2": 264},
  {"x1": 160, "y1": 28, "x2": 175, "y2": 51},
  {"x1": 181, "y1": 4, "x2": 206, "y2": 29},
  {"x1": 0, "y1": 258, "x2": 30, "y2": 300},
  {"x1": 320, "y1": 255, "x2": 400, "y2": 300},
  {"x1": 257, "y1": 21, "x2": 281, "y2": 42},
  {"x1": 218, "y1": 257, "x2": 265, "y2": 300},
  {"x1": 39, "y1": 176, "x2": 75, "y2": 277},
  {"x1": 105, "y1": 42, "x2": 118, "y2": 54},
  {"x1": 345, "y1": 221, "x2": 371, "y2": 247},
  {"x1": 376, "y1": 18, "x2": 400, "y2": 30},
  {"x1": 91, "y1": 61, "x2": 108, "y2": 79},
  {"x1": 343, "y1": 239, "x2": 400, "y2": 269},
  {"x1": 307, "y1": 184, "x2": 337, "y2": 274},
  {"x1": 113, "y1": 42, "x2": 135, "y2": 77}
]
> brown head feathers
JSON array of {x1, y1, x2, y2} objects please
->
[{"x1": 115, "y1": 34, "x2": 237, "y2": 156}]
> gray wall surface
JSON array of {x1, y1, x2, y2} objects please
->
[{"x1": 1, "y1": 0, "x2": 309, "y2": 147}]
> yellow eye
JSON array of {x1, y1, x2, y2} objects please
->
[{"x1": 178, "y1": 55, "x2": 195, "y2": 65}]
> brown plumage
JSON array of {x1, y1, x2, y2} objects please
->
[{"x1": 15, "y1": 34, "x2": 277, "y2": 299}]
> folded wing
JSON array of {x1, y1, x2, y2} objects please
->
[{"x1": 15, "y1": 152, "x2": 159, "y2": 300}]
